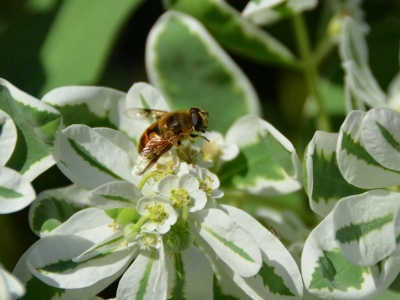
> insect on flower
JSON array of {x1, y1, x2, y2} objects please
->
[{"x1": 126, "y1": 107, "x2": 210, "y2": 175}]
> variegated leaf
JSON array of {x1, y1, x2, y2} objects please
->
[
  {"x1": 42, "y1": 86, "x2": 141, "y2": 141},
  {"x1": 89, "y1": 181, "x2": 142, "y2": 209},
  {"x1": 361, "y1": 108, "x2": 400, "y2": 172},
  {"x1": 0, "y1": 166, "x2": 35, "y2": 214},
  {"x1": 146, "y1": 11, "x2": 261, "y2": 133},
  {"x1": 164, "y1": 0, "x2": 296, "y2": 66},
  {"x1": 337, "y1": 110, "x2": 400, "y2": 188},
  {"x1": 333, "y1": 190, "x2": 400, "y2": 266},
  {"x1": 0, "y1": 109, "x2": 17, "y2": 166},
  {"x1": 221, "y1": 115, "x2": 302, "y2": 196},
  {"x1": 242, "y1": 0, "x2": 317, "y2": 26},
  {"x1": 27, "y1": 232, "x2": 133, "y2": 289},
  {"x1": 116, "y1": 249, "x2": 167, "y2": 300},
  {"x1": 166, "y1": 246, "x2": 213, "y2": 300},
  {"x1": 189, "y1": 208, "x2": 262, "y2": 277},
  {"x1": 54, "y1": 125, "x2": 134, "y2": 190},
  {"x1": 221, "y1": 205, "x2": 303, "y2": 299},
  {"x1": 339, "y1": 18, "x2": 387, "y2": 109},
  {"x1": 29, "y1": 185, "x2": 90, "y2": 237},
  {"x1": 13, "y1": 239, "x2": 126, "y2": 300},
  {"x1": 305, "y1": 131, "x2": 365, "y2": 216},
  {"x1": 302, "y1": 213, "x2": 400, "y2": 299},
  {"x1": 0, "y1": 78, "x2": 61, "y2": 181}
]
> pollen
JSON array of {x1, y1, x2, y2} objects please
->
[
  {"x1": 146, "y1": 204, "x2": 169, "y2": 224},
  {"x1": 153, "y1": 161, "x2": 175, "y2": 181},
  {"x1": 136, "y1": 232, "x2": 160, "y2": 250},
  {"x1": 198, "y1": 175, "x2": 214, "y2": 197},
  {"x1": 170, "y1": 188, "x2": 193, "y2": 209},
  {"x1": 202, "y1": 138, "x2": 221, "y2": 161}
]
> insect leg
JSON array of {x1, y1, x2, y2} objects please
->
[{"x1": 190, "y1": 134, "x2": 210, "y2": 142}]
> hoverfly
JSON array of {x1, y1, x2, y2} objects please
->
[{"x1": 126, "y1": 107, "x2": 209, "y2": 176}]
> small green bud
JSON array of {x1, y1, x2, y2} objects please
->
[
  {"x1": 163, "y1": 225, "x2": 193, "y2": 253},
  {"x1": 105, "y1": 208, "x2": 141, "y2": 226}
]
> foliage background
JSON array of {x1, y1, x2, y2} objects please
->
[{"x1": 1, "y1": 0, "x2": 400, "y2": 298}]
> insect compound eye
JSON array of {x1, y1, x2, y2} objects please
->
[{"x1": 190, "y1": 107, "x2": 207, "y2": 132}]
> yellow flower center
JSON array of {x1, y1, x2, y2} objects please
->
[
  {"x1": 146, "y1": 204, "x2": 168, "y2": 224},
  {"x1": 198, "y1": 175, "x2": 214, "y2": 197},
  {"x1": 170, "y1": 188, "x2": 193, "y2": 210}
]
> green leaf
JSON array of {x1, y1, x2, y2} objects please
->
[
  {"x1": 39, "y1": 0, "x2": 146, "y2": 95},
  {"x1": 0, "y1": 79, "x2": 60, "y2": 181},
  {"x1": 146, "y1": 11, "x2": 261, "y2": 133},
  {"x1": 259, "y1": 262, "x2": 295, "y2": 296},
  {"x1": 21, "y1": 276, "x2": 65, "y2": 300},
  {"x1": 309, "y1": 248, "x2": 369, "y2": 292},
  {"x1": 164, "y1": 0, "x2": 296, "y2": 66},
  {"x1": 220, "y1": 115, "x2": 302, "y2": 196}
]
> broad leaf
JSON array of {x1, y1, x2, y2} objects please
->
[
  {"x1": 0, "y1": 79, "x2": 61, "y2": 181},
  {"x1": 0, "y1": 166, "x2": 36, "y2": 214},
  {"x1": 116, "y1": 249, "x2": 167, "y2": 300},
  {"x1": 337, "y1": 110, "x2": 400, "y2": 188},
  {"x1": 39, "y1": 0, "x2": 146, "y2": 95},
  {"x1": 220, "y1": 115, "x2": 302, "y2": 196},
  {"x1": 340, "y1": 17, "x2": 387, "y2": 109},
  {"x1": 0, "y1": 109, "x2": 17, "y2": 166},
  {"x1": 166, "y1": 246, "x2": 213, "y2": 300},
  {"x1": 164, "y1": 0, "x2": 296, "y2": 66},
  {"x1": 29, "y1": 185, "x2": 90, "y2": 237},
  {"x1": 146, "y1": 11, "x2": 261, "y2": 133},
  {"x1": 333, "y1": 190, "x2": 400, "y2": 266},
  {"x1": 302, "y1": 213, "x2": 400, "y2": 299},
  {"x1": 361, "y1": 108, "x2": 400, "y2": 172},
  {"x1": 189, "y1": 208, "x2": 262, "y2": 277},
  {"x1": 221, "y1": 205, "x2": 303, "y2": 299},
  {"x1": 54, "y1": 125, "x2": 134, "y2": 190},
  {"x1": 305, "y1": 131, "x2": 365, "y2": 216}
]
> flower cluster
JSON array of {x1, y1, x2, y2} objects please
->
[{"x1": 10, "y1": 82, "x2": 303, "y2": 300}]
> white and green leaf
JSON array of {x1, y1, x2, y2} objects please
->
[
  {"x1": 387, "y1": 72, "x2": 400, "y2": 110},
  {"x1": 189, "y1": 208, "x2": 262, "y2": 277},
  {"x1": 116, "y1": 249, "x2": 167, "y2": 300},
  {"x1": 89, "y1": 181, "x2": 141, "y2": 209},
  {"x1": 242, "y1": 0, "x2": 317, "y2": 26},
  {"x1": 305, "y1": 131, "x2": 365, "y2": 216},
  {"x1": 146, "y1": 11, "x2": 261, "y2": 133},
  {"x1": 337, "y1": 110, "x2": 400, "y2": 188},
  {"x1": 27, "y1": 234, "x2": 133, "y2": 289},
  {"x1": 0, "y1": 78, "x2": 61, "y2": 181},
  {"x1": 54, "y1": 125, "x2": 134, "y2": 190},
  {"x1": 339, "y1": 17, "x2": 387, "y2": 108},
  {"x1": 302, "y1": 212, "x2": 400, "y2": 299},
  {"x1": 29, "y1": 185, "x2": 90, "y2": 237},
  {"x1": 0, "y1": 166, "x2": 36, "y2": 214},
  {"x1": 0, "y1": 109, "x2": 17, "y2": 166},
  {"x1": 0, "y1": 264, "x2": 25, "y2": 300},
  {"x1": 221, "y1": 115, "x2": 302, "y2": 196},
  {"x1": 13, "y1": 240, "x2": 126, "y2": 300},
  {"x1": 333, "y1": 190, "x2": 400, "y2": 266},
  {"x1": 42, "y1": 86, "x2": 140, "y2": 140},
  {"x1": 164, "y1": 0, "x2": 296, "y2": 66},
  {"x1": 361, "y1": 108, "x2": 400, "y2": 172},
  {"x1": 220, "y1": 205, "x2": 303, "y2": 299},
  {"x1": 166, "y1": 246, "x2": 213, "y2": 300}
]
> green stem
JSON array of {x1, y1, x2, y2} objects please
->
[
  {"x1": 137, "y1": 171, "x2": 156, "y2": 190},
  {"x1": 292, "y1": 13, "x2": 332, "y2": 132},
  {"x1": 178, "y1": 206, "x2": 189, "y2": 227}
]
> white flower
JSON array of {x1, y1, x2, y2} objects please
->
[
  {"x1": 158, "y1": 174, "x2": 207, "y2": 212},
  {"x1": 137, "y1": 196, "x2": 178, "y2": 234}
]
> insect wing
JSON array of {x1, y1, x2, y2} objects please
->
[
  {"x1": 125, "y1": 108, "x2": 168, "y2": 122},
  {"x1": 132, "y1": 136, "x2": 178, "y2": 175}
]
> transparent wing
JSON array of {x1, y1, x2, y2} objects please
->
[
  {"x1": 132, "y1": 135, "x2": 179, "y2": 176},
  {"x1": 125, "y1": 108, "x2": 168, "y2": 122}
]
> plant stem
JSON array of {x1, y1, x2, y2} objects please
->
[{"x1": 292, "y1": 13, "x2": 332, "y2": 132}]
